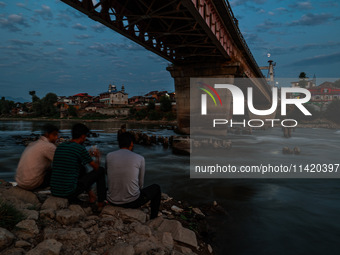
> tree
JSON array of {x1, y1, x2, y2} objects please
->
[
  {"x1": 333, "y1": 79, "x2": 340, "y2": 88},
  {"x1": 68, "y1": 105, "x2": 78, "y2": 117},
  {"x1": 147, "y1": 101, "x2": 155, "y2": 111},
  {"x1": 41, "y1": 93, "x2": 58, "y2": 117},
  {"x1": 0, "y1": 97, "x2": 15, "y2": 115},
  {"x1": 159, "y1": 95, "x2": 172, "y2": 112},
  {"x1": 298, "y1": 72, "x2": 308, "y2": 88}
]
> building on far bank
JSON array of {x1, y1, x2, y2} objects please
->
[
  {"x1": 99, "y1": 84, "x2": 128, "y2": 106},
  {"x1": 308, "y1": 82, "x2": 340, "y2": 108}
]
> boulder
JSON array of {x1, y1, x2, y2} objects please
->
[
  {"x1": 44, "y1": 228, "x2": 90, "y2": 245},
  {"x1": 15, "y1": 220, "x2": 39, "y2": 240},
  {"x1": 22, "y1": 209, "x2": 39, "y2": 220},
  {"x1": 107, "y1": 243, "x2": 135, "y2": 255},
  {"x1": 174, "y1": 245, "x2": 196, "y2": 255},
  {"x1": 160, "y1": 232, "x2": 174, "y2": 250},
  {"x1": 69, "y1": 204, "x2": 86, "y2": 218},
  {"x1": 134, "y1": 223, "x2": 152, "y2": 237},
  {"x1": 133, "y1": 240, "x2": 162, "y2": 254},
  {"x1": 26, "y1": 239, "x2": 62, "y2": 255},
  {"x1": 158, "y1": 219, "x2": 197, "y2": 248},
  {"x1": 40, "y1": 209, "x2": 56, "y2": 220},
  {"x1": 0, "y1": 227, "x2": 15, "y2": 251},
  {"x1": 3, "y1": 187, "x2": 40, "y2": 208},
  {"x1": 41, "y1": 197, "x2": 68, "y2": 211},
  {"x1": 56, "y1": 209, "x2": 80, "y2": 225},
  {"x1": 15, "y1": 240, "x2": 31, "y2": 248},
  {"x1": 101, "y1": 206, "x2": 147, "y2": 223}
]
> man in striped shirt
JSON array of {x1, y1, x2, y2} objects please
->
[{"x1": 50, "y1": 123, "x2": 106, "y2": 208}]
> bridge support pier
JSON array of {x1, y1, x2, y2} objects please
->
[{"x1": 167, "y1": 62, "x2": 242, "y2": 134}]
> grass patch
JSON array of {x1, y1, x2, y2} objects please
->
[{"x1": 0, "y1": 200, "x2": 25, "y2": 230}]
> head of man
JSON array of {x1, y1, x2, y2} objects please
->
[
  {"x1": 42, "y1": 124, "x2": 59, "y2": 144},
  {"x1": 72, "y1": 123, "x2": 90, "y2": 144},
  {"x1": 118, "y1": 132, "x2": 133, "y2": 151}
]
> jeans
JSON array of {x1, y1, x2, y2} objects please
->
[
  {"x1": 109, "y1": 184, "x2": 161, "y2": 219},
  {"x1": 68, "y1": 167, "x2": 107, "y2": 203}
]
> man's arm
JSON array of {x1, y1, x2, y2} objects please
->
[{"x1": 138, "y1": 157, "x2": 145, "y2": 189}]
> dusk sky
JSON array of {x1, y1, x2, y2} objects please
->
[{"x1": 0, "y1": 0, "x2": 339, "y2": 101}]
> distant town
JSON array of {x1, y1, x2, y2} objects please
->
[{"x1": 0, "y1": 83, "x2": 176, "y2": 121}]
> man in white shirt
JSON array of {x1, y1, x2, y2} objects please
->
[
  {"x1": 106, "y1": 132, "x2": 161, "y2": 219},
  {"x1": 16, "y1": 124, "x2": 59, "y2": 190}
]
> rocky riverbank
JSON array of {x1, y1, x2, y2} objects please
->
[{"x1": 0, "y1": 180, "x2": 215, "y2": 255}]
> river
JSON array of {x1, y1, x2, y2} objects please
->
[{"x1": 0, "y1": 120, "x2": 339, "y2": 255}]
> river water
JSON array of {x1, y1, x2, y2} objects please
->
[{"x1": 0, "y1": 120, "x2": 339, "y2": 255}]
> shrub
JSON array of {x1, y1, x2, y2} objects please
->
[
  {"x1": 0, "y1": 200, "x2": 25, "y2": 230},
  {"x1": 324, "y1": 100, "x2": 340, "y2": 123},
  {"x1": 148, "y1": 110, "x2": 162, "y2": 120},
  {"x1": 135, "y1": 109, "x2": 147, "y2": 120}
]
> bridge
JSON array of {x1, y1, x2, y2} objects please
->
[{"x1": 61, "y1": 0, "x2": 272, "y2": 133}]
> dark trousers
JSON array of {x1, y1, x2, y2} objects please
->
[
  {"x1": 68, "y1": 167, "x2": 106, "y2": 203},
  {"x1": 110, "y1": 184, "x2": 161, "y2": 219}
]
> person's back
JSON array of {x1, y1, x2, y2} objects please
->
[
  {"x1": 106, "y1": 149, "x2": 145, "y2": 204},
  {"x1": 106, "y1": 132, "x2": 161, "y2": 219},
  {"x1": 51, "y1": 141, "x2": 92, "y2": 197},
  {"x1": 15, "y1": 124, "x2": 59, "y2": 190}
]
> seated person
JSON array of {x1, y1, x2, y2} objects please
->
[
  {"x1": 50, "y1": 123, "x2": 106, "y2": 207},
  {"x1": 16, "y1": 124, "x2": 59, "y2": 190},
  {"x1": 106, "y1": 132, "x2": 161, "y2": 219}
]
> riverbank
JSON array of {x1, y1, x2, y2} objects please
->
[
  {"x1": 0, "y1": 117, "x2": 177, "y2": 126},
  {"x1": 0, "y1": 180, "x2": 215, "y2": 255}
]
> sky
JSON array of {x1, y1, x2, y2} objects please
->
[{"x1": 0, "y1": 0, "x2": 339, "y2": 101}]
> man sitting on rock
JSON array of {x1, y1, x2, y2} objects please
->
[
  {"x1": 50, "y1": 123, "x2": 106, "y2": 208},
  {"x1": 106, "y1": 132, "x2": 161, "y2": 219},
  {"x1": 16, "y1": 124, "x2": 59, "y2": 190}
]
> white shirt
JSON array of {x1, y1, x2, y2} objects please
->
[
  {"x1": 106, "y1": 149, "x2": 145, "y2": 204},
  {"x1": 15, "y1": 136, "x2": 56, "y2": 190}
]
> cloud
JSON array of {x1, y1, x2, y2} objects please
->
[
  {"x1": 43, "y1": 40, "x2": 55, "y2": 46},
  {"x1": 230, "y1": 0, "x2": 267, "y2": 7},
  {"x1": 289, "y1": 1, "x2": 313, "y2": 11},
  {"x1": 0, "y1": 2, "x2": 6, "y2": 7},
  {"x1": 75, "y1": 34, "x2": 93, "y2": 39},
  {"x1": 32, "y1": 32, "x2": 41, "y2": 36},
  {"x1": 9, "y1": 39, "x2": 34, "y2": 46},
  {"x1": 289, "y1": 52, "x2": 340, "y2": 66},
  {"x1": 34, "y1": 5, "x2": 53, "y2": 20},
  {"x1": 0, "y1": 14, "x2": 30, "y2": 31},
  {"x1": 288, "y1": 13, "x2": 334, "y2": 26},
  {"x1": 16, "y1": 3, "x2": 31, "y2": 11},
  {"x1": 72, "y1": 23, "x2": 87, "y2": 30},
  {"x1": 256, "y1": 20, "x2": 282, "y2": 32},
  {"x1": 68, "y1": 41, "x2": 82, "y2": 45},
  {"x1": 91, "y1": 23, "x2": 107, "y2": 32}
]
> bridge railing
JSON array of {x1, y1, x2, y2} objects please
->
[{"x1": 223, "y1": 0, "x2": 263, "y2": 78}]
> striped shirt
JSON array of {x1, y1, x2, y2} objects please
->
[{"x1": 51, "y1": 141, "x2": 92, "y2": 197}]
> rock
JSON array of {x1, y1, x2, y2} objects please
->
[
  {"x1": 174, "y1": 245, "x2": 195, "y2": 255},
  {"x1": 80, "y1": 220, "x2": 97, "y2": 229},
  {"x1": 40, "y1": 209, "x2": 56, "y2": 219},
  {"x1": 134, "y1": 223, "x2": 152, "y2": 237},
  {"x1": 22, "y1": 209, "x2": 39, "y2": 220},
  {"x1": 44, "y1": 228, "x2": 90, "y2": 246},
  {"x1": 133, "y1": 240, "x2": 162, "y2": 254},
  {"x1": 3, "y1": 187, "x2": 40, "y2": 208},
  {"x1": 147, "y1": 217, "x2": 164, "y2": 230},
  {"x1": 171, "y1": 205, "x2": 183, "y2": 213},
  {"x1": 41, "y1": 196, "x2": 68, "y2": 211},
  {"x1": 192, "y1": 208, "x2": 205, "y2": 217},
  {"x1": 158, "y1": 219, "x2": 198, "y2": 248},
  {"x1": 15, "y1": 240, "x2": 31, "y2": 248},
  {"x1": 56, "y1": 209, "x2": 80, "y2": 225},
  {"x1": 208, "y1": 244, "x2": 213, "y2": 253},
  {"x1": 26, "y1": 239, "x2": 62, "y2": 255},
  {"x1": 0, "y1": 227, "x2": 15, "y2": 251},
  {"x1": 160, "y1": 232, "x2": 174, "y2": 249},
  {"x1": 101, "y1": 206, "x2": 147, "y2": 223},
  {"x1": 294, "y1": 146, "x2": 301, "y2": 155},
  {"x1": 15, "y1": 220, "x2": 39, "y2": 240},
  {"x1": 107, "y1": 243, "x2": 135, "y2": 255},
  {"x1": 1, "y1": 247, "x2": 25, "y2": 255},
  {"x1": 69, "y1": 204, "x2": 86, "y2": 218}
]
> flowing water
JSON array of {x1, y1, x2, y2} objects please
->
[{"x1": 1, "y1": 120, "x2": 340, "y2": 255}]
